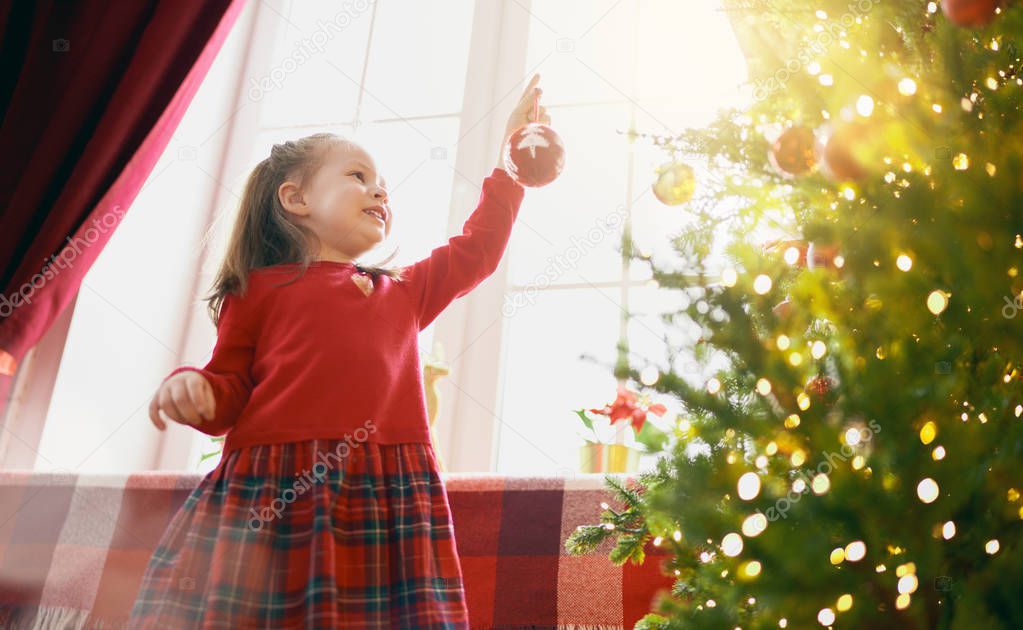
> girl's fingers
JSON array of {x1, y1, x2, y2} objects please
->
[
  {"x1": 185, "y1": 376, "x2": 212, "y2": 422},
  {"x1": 516, "y1": 89, "x2": 540, "y2": 115},
  {"x1": 166, "y1": 382, "x2": 199, "y2": 426},
  {"x1": 516, "y1": 77, "x2": 541, "y2": 112},
  {"x1": 148, "y1": 395, "x2": 166, "y2": 431},
  {"x1": 176, "y1": 380, "x2": 204, "y2": 426},
  {"x1": 158, "y1": 387, "x2": 185, "y2": 426},
  {"x1": 519, "y1": 73, "x2": 540, "y2": 102}
]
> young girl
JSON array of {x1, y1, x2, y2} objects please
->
[{"x1": 130, "y1": 74, "x2": 549, "y2": 628}]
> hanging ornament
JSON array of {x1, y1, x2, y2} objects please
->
[
  {"x1": 763, "y1": 238, "x2": 809, "y2": 267},
  {"x1": 806, "y1": 374, "x2": 838, "y2": 404},
  {"x1": 815, "y1": 122, "x2": 870, "y2": 182},
  {"x1": 768, "y1": 126, "x2": 817, "y2": 178},
  {"x1": 941, "y1": 0, "x2": 1001, "y2": 28},
  {"x1": 502, "y1": 93, "x2": 565, "y2": 187},
  {"x1": 806, "y1": 242, "x2": 843, "y2": 271},
  {"x1": 772, "y1": 298, "x2": 793, "y2": 319},
  {"x1": 652, "y1": 161, "x2": 696, "y2": 205}
]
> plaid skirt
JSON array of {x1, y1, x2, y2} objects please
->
[{"x1": 129, "y1": 439, "x2": 468, "y2": 629}]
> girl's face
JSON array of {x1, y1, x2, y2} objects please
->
[{"x1": 278, "y1": 141, "x2": 391, "y2": 261}]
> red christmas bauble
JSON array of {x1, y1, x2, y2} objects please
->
[
  {"x1": 806, "y1": 242, "x2": 843, "y2": 271},
  {"x1": 806, "y1": 374, "x2": 837, "y2": 402},
  {"x1": 768, "y1": 126, "x2": 817, "y2": 178},
  {"x1": 772, "y1": 298, "x2": 793, "y2": 319},
  {"x1": 941, "y1": 0, "x2": 1000, "y2": 27},
  {"x1": 502, "y1": 122, "x2": 566, "y2": 187},
  {"x1": 815, "y1": 123, "x2": 870, "y2": 182},
  {"x1": 763, "y1": 238, "x2": 809, "y2": 267}
]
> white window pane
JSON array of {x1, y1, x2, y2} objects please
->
[
  {"x1": 495, "y1": 287, "x2": 620, "y2": 475},
  {"x1": 629, "y1": 283, "x2": 730, "y2": 394},
  {"x1": 635, "y1": 0, "x2": 749, "y2": 105},
  {"x1": 349, "y1": 117, "x2": 461, "y2": 266},
  {"x1": 524, "y1": 0, "x2": 637, "y2": 105},
  {"x1": 506, "y1": 104, "x2": 631, "y2": 287},
  {"x1": 362, "y1": 0, "x2": 476, "y2": 119},
  {"x1": 254, "y1": 1, "x2": 376, "y2": 128},
  {"x1": 626, "y1": 284, "x2": 691, "y2": 375}
]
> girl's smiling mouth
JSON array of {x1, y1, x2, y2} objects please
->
[{"x1": 363, "y1": 206, "x2": 387, "y2": 225}]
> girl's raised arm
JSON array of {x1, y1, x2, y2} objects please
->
[{"x1": 400, "y1": 168, "x2": 525, "y2": 331}]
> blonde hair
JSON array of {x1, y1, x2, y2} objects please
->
[{"x1": 203, "y1": 132, "x2": 403, "y2": 326}]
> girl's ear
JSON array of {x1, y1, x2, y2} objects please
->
[{"x1": 278, "y1": 180, "x2": 309, "y2": 217}]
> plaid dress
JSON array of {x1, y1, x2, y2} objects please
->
[{"x1": 129, "y1": 439, "x2": 468, "y2": 628}]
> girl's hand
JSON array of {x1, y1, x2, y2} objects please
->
[
  {"x1": 148, "y1": 370, "x2": 215, "y2": 431},
  {"x1": 497, "y1": 73, "x2": 550, "y2": 168}
]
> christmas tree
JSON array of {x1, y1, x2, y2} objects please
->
[{"x1": 566, "y1": 1, "x2": 1023, "y2": 628}]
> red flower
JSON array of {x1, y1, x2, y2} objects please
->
[{"x1": 588, "y1": 384, "x2": 667, "y2": 434}]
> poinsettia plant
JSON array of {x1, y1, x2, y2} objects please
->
[{"x1": 574, "y1": 384, "x2": 669, "y2": 452}]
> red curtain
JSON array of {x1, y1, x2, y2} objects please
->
[{"x1": 0, "y1": 0, "x2": 244, "y2": 388}]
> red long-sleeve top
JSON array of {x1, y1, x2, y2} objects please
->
[{"x1": 164, "y1": 168, "x2": 525, "y2": 456}]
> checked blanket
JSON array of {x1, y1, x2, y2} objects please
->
[{"x1": 0, "y1": 471, "x2": 674, "y2": 629}]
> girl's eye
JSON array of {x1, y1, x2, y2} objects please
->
[{"x1": 351, "y1": 172, "x2": 365, "y2": 182}]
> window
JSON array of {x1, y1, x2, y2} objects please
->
[
  {"x1": 492, "y1": 0, "x2": 748, "y2": 474},
  {"x1": 31, "y1": 0, "x2": 747, "y2": 474}
]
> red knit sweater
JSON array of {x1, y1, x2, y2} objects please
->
[{"x1": 165, "y1": 167, "x2": 525, "y2": 455}]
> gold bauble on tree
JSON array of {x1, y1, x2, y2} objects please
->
[
  {"x1": 652, "y1": 161, "x2": 696, "y2": 205},
  {"x1": 768, "y1": 126, "x2": 817, "y2": 178}
]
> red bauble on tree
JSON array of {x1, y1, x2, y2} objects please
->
[
  {"x1": 806, "y1": 374, "x2": 838, "y2": 405},
  {"x1": 815, "y1": 122, "x2": 871, "y2": 182},
  {"x1": 941, "y1": 0, "x2": 1001, "y2": 28},
  {"x1": 763, "y1": 238, "x2": 809, "y2": 267},
  {"x1": 772, "y1": 298, "x2": 793, "y2": 319},
  {"x1": 768, "y1": 126, "x2": 817, "y2": 178},
  {"x1": 806, "y1": 242, "x2": 843, "y2": 271}
]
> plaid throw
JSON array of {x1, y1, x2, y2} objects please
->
[{"x1": 0, "y1": 470, "x2": 673, "y2": 628}]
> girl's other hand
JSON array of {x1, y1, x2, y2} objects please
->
[{"x1": 148, "y1": 371, "x2": 215, "y2": 431}]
